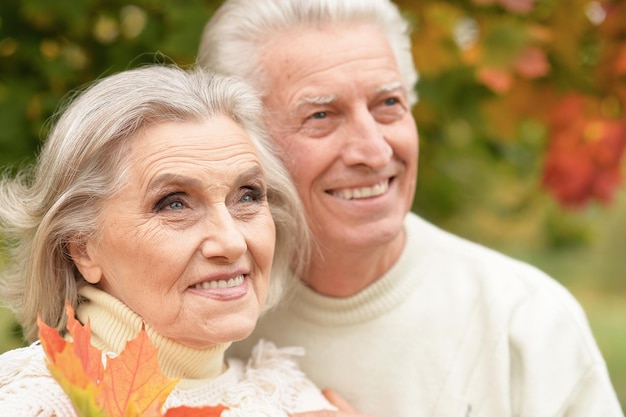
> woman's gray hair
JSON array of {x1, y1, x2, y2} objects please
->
[
  {"x1": 197, "y1": 0, "x2": 418, "y2": 105},
  {"x1": 0, "y1": 65, "x2": 309, "y2": 343}
]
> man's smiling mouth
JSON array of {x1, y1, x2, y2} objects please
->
[{"x1": 329, "y1": 179, "x2": 390, "y2": 200}]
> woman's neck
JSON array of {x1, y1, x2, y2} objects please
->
[{"x1": 76, "y1": 286, "x2": 230, "y2": 386}]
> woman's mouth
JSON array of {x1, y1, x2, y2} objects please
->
[{"x1": 191, "y1": 274, "x2": 245, "y2": 290}]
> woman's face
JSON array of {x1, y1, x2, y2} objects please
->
[{"x1": 72, "y1": 116, "x2": 276, "y2": 349}]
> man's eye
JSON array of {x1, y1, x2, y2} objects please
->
[
  {"x1": 311, "y1": 111, "x2": 327, "y2": 119},
  {"x1": 384, "y1": 97, "x2": 399, "y2": 106}
]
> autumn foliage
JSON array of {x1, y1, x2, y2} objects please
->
[
  {"x1": 37, "y1": 304, "x2": 227, "y2": 417},
  {"x1": 398, "y1": 0, "x2": 626, "y2": 212},
  {"x1": 0, "y1": 0, "x2": 625, "y2": 215}
]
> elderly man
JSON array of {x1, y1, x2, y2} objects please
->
[{"x1": 197, "y1": 1, "x2": 623, "y2": 416}]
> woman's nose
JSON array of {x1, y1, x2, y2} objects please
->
[{"x1": 200, "y1": 207, "x2": 247, "y2": 262}]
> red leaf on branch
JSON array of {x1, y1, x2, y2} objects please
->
[
  {"x1": 542, "y1": 95, "x2": 626, "y2": 208},
  {"x1": 477, "y1": 66, "x2": 513, "y2": 93},
  {"x1": 513, "y1": 46, "x2": 550, "y2": 79}
]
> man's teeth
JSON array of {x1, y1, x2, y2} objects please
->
[
  {"x1": 332, "y1": 180, "x2": 389, "y2": 200},
  {"x1": 193, "y1": 275, "x2": 245, "y2": 289}
]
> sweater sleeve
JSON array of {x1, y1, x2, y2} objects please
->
[
  {"x1": 508, "y1": 282, "x2": 623, "y2": 417},
  {"x1": 0, "y1": 343, "x2": 77, "y2": 417}
]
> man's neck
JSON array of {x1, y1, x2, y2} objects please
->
[{"x1": 302, "y1": 229, "x2": 406, "y2": 297}]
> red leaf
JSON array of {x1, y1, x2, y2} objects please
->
[
  {"x1": 37, "y1": 315, "x2": 66, "y2": 361},
  {"x1": 66, "y1": 304, "x2": 105, "y2": 384},
  {"x1": 477, "y1": 67, "x2": 512, "y2": 93},
  {"x1": 513, "y1": 46, "x2": 550, "y2": 79},
  {"x1": 542, "y1": 95, "x2": 626, "y2": 208},
  {"x1": 164, "y1": 405, "x2": 229, "y2": 417},
  {"x1": 38, "y1": 309, "x2": 105, "y2": 417}
]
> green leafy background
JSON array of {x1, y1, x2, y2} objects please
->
[{"x1": 1, "y1": 0, "x2": 624, "y2": 410}]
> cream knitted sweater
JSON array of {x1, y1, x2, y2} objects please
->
[
  {"x1": 230, "y1": 212, "x2": 624, "y2": 417},
  {"x1": 0, "y1": 286, "x2": 333, "y2": 416}
]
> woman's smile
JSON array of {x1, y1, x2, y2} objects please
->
[{"x1": 187, "y1": 274, "x2": 250, "y2": 301}]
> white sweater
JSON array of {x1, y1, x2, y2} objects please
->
[
  {"x1": 0, "y1": 287, "x2": 333, "y2": 416},
  {"x1": 229, "y1": 212, "x2": 623, "y2": 417}
]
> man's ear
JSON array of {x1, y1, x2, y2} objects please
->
[{"x1": 68, "y1": 239, "x2": 102, "y2": 284}]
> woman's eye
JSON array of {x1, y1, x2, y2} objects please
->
[
  {"x1": 240, "y1": 186, "x2": 265, "y2": 204},
  {"x1": 168, "y1": 201, "x2": 184, "y2": 210},
  {"x1": 154, "y1": 193, "x2": 186, "y2": 212},
  {"x1": 311, "y1": 111, "x2": 327, "y2": 119}
]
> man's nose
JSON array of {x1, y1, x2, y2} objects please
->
[{"x1": 341, "y1": 108, "x2": 393, "y2": 169}]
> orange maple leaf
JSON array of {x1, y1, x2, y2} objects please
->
[
  {"x1": 38, "y1": 303, "x2": 228, "y2": 417},
  {"x1": 100, "y1": 328, "x2": 178, "y2": 417}
]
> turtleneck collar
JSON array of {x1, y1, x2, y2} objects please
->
[
  {"x1": 284, "y1": 213, "x2": 428, "y2": 325},
  {"x1": 76, "y1": 285, "x2": 231, "y2": 387}
]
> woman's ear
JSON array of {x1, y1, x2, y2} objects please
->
[{"x1": 68, "y1": 239, "x2": 102, "y2": 284}]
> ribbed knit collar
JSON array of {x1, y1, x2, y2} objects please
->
[
  {"x1": 76, "y1": 285, "x2": 230, "y2": 386},
  {"x1": 285, "y1": 213, "x2": 428, "y2": 325}
]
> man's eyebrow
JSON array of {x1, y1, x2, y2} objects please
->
[
  {"x1": 293, "y1": 82, "x2": 404, "y2": 113},
  {"x1": 297, "y1": 94, "x2": 337, "y2": 107},
  {"x1": 377, "y1": 81, "x2": 403, "y2": 94}
]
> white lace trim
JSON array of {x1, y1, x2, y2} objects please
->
[{"x1": 165, "y1": 339, "x2": 331, "y2": 416}]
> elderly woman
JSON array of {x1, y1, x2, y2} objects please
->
[{"x1": 0, "y1": 65, "x2": 334, "y2": 416}]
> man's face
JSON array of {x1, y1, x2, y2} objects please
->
[{"x1": 259, "y1": 24, "x2": 418, "y2": 253}]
